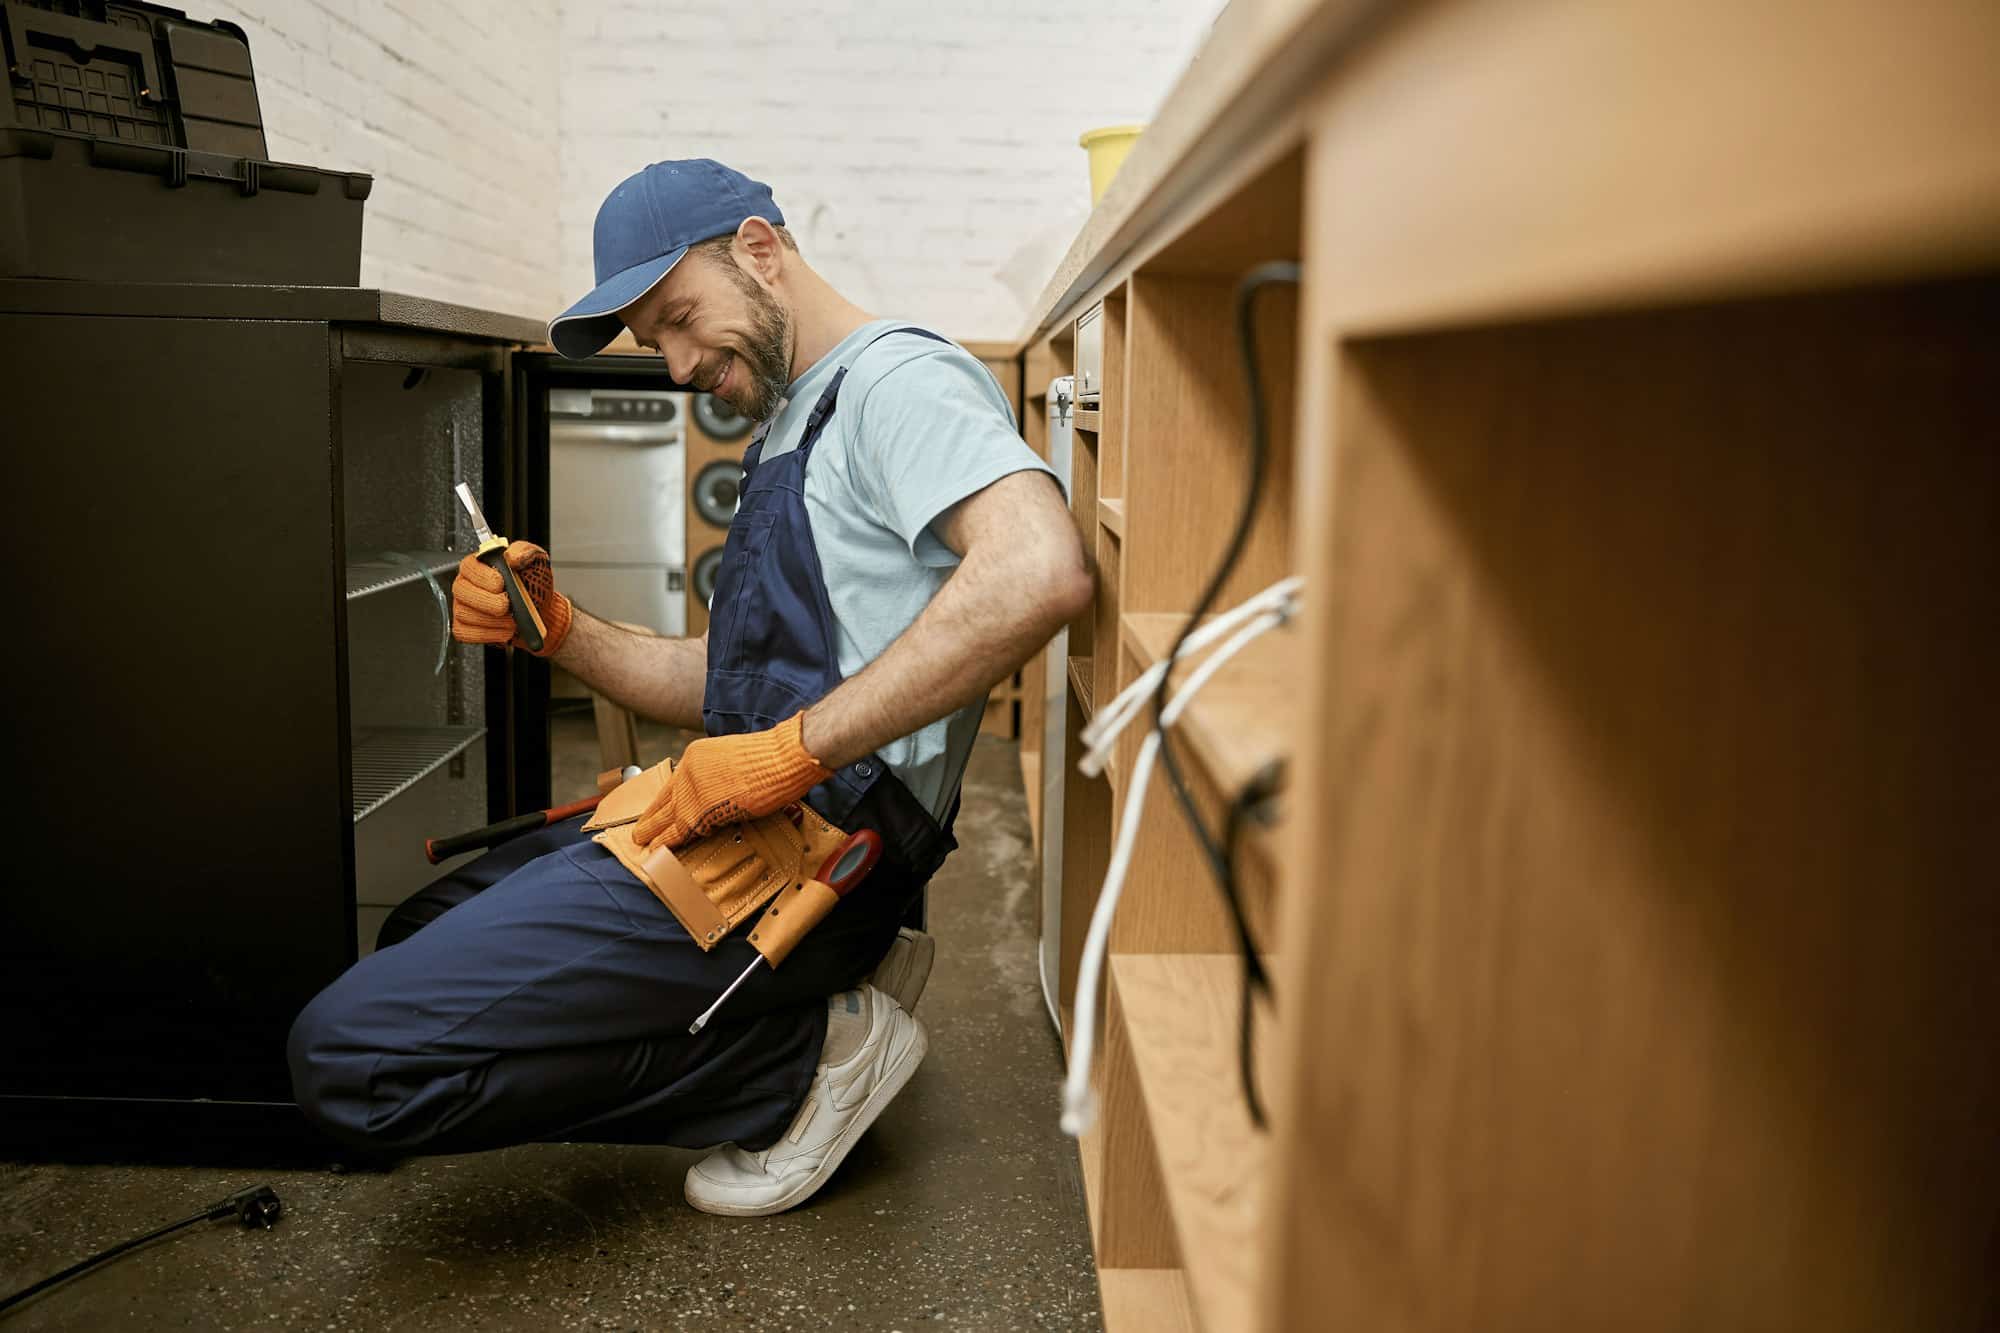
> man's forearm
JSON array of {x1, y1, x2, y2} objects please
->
[
  {"x1": 801, "y1": 532, "x2": 1088, "y2": 770},
  {"x1": 553, "y1": 607, "x2": 709, "y2": 731}
]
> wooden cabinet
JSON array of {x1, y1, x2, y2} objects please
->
[
  {"x1": 1014, "y1": 1, "x2": 2000, "y2": 1329},
  {"x1": 0, "y1": 284, "x2": 545, "y2": 1122}
]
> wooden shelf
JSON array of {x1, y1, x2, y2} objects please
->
[
  {"x1": 1005, "y1": 1, "x2": 2000, "y2": 1327},
  {"x1": 1099, "y1": 1269, "x2": 1196, "y2": 1333},
  {"x1": 1111, "y1": 955, "x2": 1264, "y2": 1333},
  {"x1": 1079, "y1": 1102, "x2": 1104, "y2": 1239},
  {"x1": 1121, "y1": 611, "x2": 1297, "y2": 799},
  {"x1": 1069, "y1": 655, "x2": 1096, "y2": 720},
  {"x1": 1067, "y1": 1014, "x2": 1107, "y2": 1240}
]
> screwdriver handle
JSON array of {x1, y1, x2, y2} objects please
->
[
  {"x1": 817, "y1": 829, "x2": 884, "y2": 895},
  {"x1": 476, "y1": 538, "x2": 547, "y2": 653},
  {"x1": 690, "y1": 830, "x2": 886, "y2": 1034}
]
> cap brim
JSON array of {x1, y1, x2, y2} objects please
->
[{"x1": 547, "y1": 247, "x2": 688, "y2": 359}]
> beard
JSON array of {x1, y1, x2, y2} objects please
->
[{"x1": 718, "y1": 265, "x2": 793, "y2": 423}]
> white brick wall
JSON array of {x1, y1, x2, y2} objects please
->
[
  {"x1": 200, "y1": 0, "x2": 564, "y2": 319},
  {"x1": 557, "y1": 0, "x2": 1225, "y2": 340},
  {"x1": 175, "y1": 1, "x2": 1220, "y2": 333}
]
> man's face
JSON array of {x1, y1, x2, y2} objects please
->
[{"x1": 622, "y1": 243, "x2": 792, "y2": 421}]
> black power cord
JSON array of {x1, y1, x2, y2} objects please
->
[
  {"x1": 0, "y1": 1185, "x2": 281, "y2": 1317},
  {"x1": 1148, "y1": 260, "x2": 1302, "y2": 1130},
  {"x1": 1221, "y1": 759, "x2": 1285, "y2": 1124}
]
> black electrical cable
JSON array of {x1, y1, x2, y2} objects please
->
[
  {"x1": 1222, "y1": 760, "x2": 1284, "y2": 1127},
  {"x1": 0, "y1": 1185, "x2": 280, "y2": 1316},
  {"x1": 1146, "y1": 260, "x2": 1302, "y2": 1131}
]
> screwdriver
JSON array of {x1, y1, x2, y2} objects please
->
[
  {"x1": 454, "y1": 481, "x2": 547, "y2": 653},
  {"x1": 688, "y1": 828, "x2": 885, "y2": 1034}
]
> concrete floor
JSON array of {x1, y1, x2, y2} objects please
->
[{"x1": 0, "y1": 723, "x2": 1101, "y2": 1330}]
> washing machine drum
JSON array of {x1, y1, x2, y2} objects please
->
[
  {"x1": 693, "y1": 393, "x2": 754, "y2": 441},
  {"x1": 692, "y1": 461, "x2": 743, "y2": 529},
  {"x1": 692, "y1": 546, "x2": 726, "y2": 606}
]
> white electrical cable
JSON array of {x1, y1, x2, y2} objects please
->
[
  {"x1": 1079, "y1": 575, "x2": 1303, "y2": 777},
  {"x1": 1080, "y1": 575, "x2": 1299, "y2": 760},
  {"x1": 1060, "y1": 604, "x2": 1295, "y2": 1136}
]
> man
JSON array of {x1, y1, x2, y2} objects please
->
[{"x1": 287, "y1": 159, "x2": 1090, "y2": 1216}]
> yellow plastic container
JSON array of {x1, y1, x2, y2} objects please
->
[{"x1": 1079, "y1": 124, "x2": 1145, "y2": 205}]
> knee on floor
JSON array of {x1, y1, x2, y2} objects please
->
[{"x1": 285, "y1": 985, "x2": 465, "y2": 1156}]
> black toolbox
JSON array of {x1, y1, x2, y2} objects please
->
[{"x1": 0, "y1": 0, "x2": 371, "y2": 284}]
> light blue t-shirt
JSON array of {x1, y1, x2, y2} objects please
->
[{"x1": 751, "y1": 320, "x2": 1059, "y2": 820}]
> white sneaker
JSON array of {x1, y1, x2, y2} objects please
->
[
  {"x1": 865, "y1": 927, "x2": 935, "y2": 1014},
  {"x1": 684, "y1": 986, "x2": 927, "y2": 1217}
]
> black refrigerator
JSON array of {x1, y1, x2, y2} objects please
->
[{"x1": 0, "y1": 280, "x2": 664, "y2": 1144}]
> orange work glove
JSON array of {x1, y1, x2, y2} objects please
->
[
  {"x1": 634, "y1": 712, "x2": 833, "y2": 849},
  {"x1": 451, "y1": 541, "x2": 574, "y2": 657}
]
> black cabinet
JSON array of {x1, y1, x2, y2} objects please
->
[{"x1": 0, "y1": 282, "x2": 549, "y2": 1130}]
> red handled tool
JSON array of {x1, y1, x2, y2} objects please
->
[
  {"x1": 687, "y1": 828, "x2": 884, "y2": 1035},
  {"x1": 424, "y1": 794, "x2": 605, "y2": 864}
]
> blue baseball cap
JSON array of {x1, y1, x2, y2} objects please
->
[{"x1": 548, "y1": 158, "x2": 785, "y2": 359}]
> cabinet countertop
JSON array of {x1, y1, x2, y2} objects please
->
[{"x1": 0, "y1": 279, "x2": 546, "y2": 343}]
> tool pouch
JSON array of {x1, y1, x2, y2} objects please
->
[
  {"x1": 584, "y1": 760, "x2": 850, "y2": 952},
  {"x1": 745, "y1": 876, "x2": 843, "y2": 968}
]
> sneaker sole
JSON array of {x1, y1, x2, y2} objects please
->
[{"x1": 684, "y1": 1013, "x2": 930, "y2": 1218}]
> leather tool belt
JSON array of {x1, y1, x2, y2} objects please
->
[{"x1": 583, "y1": 760, "x2": 852, "y2": 958}]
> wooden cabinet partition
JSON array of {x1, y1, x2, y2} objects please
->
[{"x1": 1011, "y1": 2, "x2": 2000, "y2": 1330}]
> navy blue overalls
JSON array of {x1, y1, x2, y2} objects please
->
[{"x1": 287, "y1": 328, "x2": 960, "y2": 1156}]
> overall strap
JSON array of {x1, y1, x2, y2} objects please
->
[
  {"x1": 793, "y1": 326, "x2": 953, "y2": 461},
  {"x1": 738, "y1": 418, "x2": 774, "y2": 477},
  {"x1": 867, "y1": 325, "x2": 951, "y2": 350},
  {"x1": 794, "y1": 371, "x2": 849, "y2": 458}
]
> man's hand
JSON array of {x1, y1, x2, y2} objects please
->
[
  {"x1": 635, "y1": 712, "x2": 832, "y2": 848},
  {"x1": 452, "y1": 541, "x2": 574, "y2": 657}
]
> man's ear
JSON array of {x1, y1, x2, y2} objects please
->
[{"x1": 735, "y1": 216, "x2": 785, "y2": 286}]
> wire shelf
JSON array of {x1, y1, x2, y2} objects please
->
[
  {"x1": 346, "y1": 551, "x2": 461, "y2": 601},
  {"x1": 351, "y1": 725, "x2": 485, "y2": 822}
]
